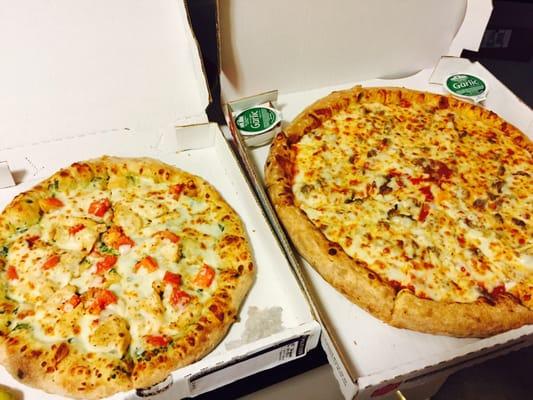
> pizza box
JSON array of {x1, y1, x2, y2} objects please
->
[
  {"x1": 218, "y1": 0, "x2": 533, "y2": 399},
  {"x1": 0, "y1": 1, "x2": 320, "y2": 399}
]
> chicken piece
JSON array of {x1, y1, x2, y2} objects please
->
[
  {"x1": 113, "y1": 203, "x2": 143, "y2": 237},
  {"x1": 36, "y1": 285, "x2": 83, "y2": 339},
  {"x1": 88, "y1": 314, "x2": 131, "y2": 356},
  {"x1": 41, "y1": 216, "x2": 104, "y2": 254}
]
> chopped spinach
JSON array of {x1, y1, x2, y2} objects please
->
[
  {"x1": 99, "y1": 242, "x2": 118, "y2": 256},
  {"x1": 13, "y1": 323, "x2": 31, "y2": 331},
  {"x1": 15, "y1": 227, "x2": 28, "y2": 234}
]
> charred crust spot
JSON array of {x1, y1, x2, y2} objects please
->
[
  {"x1": 59, "y1": 170, "x2": 70, "y2": 177},
  {"x1": 186, "y1": 336, "x2": 195, "y2": 346},
  {"x1": 53, "y1": 342, "x2": 69, "y2": 366},
  {"x1": 303, "y1": 114, "x2": 322, "y2": 134},
  {"x1": 248, "y1": 262, "x2": 254, "y2": 271},
  {"x1": 328, "y1": 248, "x2": 337, "y2": 256},
  {"x1": 287, "y1": 134, "x2": 300, "y2": 146},
  {"x1": 313, "y1": 107, "x2": 332, "y2": 119},
  {"x1": 237, "y1": 264, "x2": 244, "y2": 274},
  {"x1": 368, "y1": 273, "x2": 376, "y2": 280},
  {"x1": 209, "y1": 304, "x2": 225, "y2": 322}
]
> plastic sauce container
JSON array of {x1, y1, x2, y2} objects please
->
[
  {"x1": 444, "y1": 73, "x2": 488, "y2": 103},
  {"x1": 234, "y1": 106, "x2": 282, "y2": 147}
]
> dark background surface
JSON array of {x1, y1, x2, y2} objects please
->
[{"x1": 186, "y1": 0, "x2": 533, "y2": 398}]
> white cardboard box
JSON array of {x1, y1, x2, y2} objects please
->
[
  {"x1": 0, "y1": 1, "x2": 320, "y2": 398},
  {"x1": 219, "y1": 0, "x2": 533, "y2": 398}
]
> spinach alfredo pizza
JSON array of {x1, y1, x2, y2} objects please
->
[
  {"x1": 0, "y1": 157, "x2": 255, "y2": 398},
  {"x1": 266, "y1": 86, "x2": 532, "y2": 337}
]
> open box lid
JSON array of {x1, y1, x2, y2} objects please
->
[
  {"x1": 0, "y1": 0, "x2": 209, "y2": 151},
  {"x1": 219, "y1": 0, "x2": 492, "y2": 101}
]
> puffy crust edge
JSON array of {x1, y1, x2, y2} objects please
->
[
  {"x1": 265, "y1": 86, "x2": 533, "y2": 337},
  {"x1": 391, "y1": 292, "x2": 533, "y2": 337}
]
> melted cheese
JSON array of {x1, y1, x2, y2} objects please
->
[{"x1": 293, "y1": 101, "x2": 533, "y2": 303}]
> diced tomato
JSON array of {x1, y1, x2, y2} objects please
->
[
  {"x1": 68, "y1": 224, "x2": 86, "y2": 235},
  {"x1": 6, "y1": 265, "x2": 18, "y2": 280},
  {"x1": 105, "y1": 226, "x2": 135, "y2": 250},
  {"x1": 194, "y1": 264, "x2": 215, "y2": 288},
  {"x1": 419, "y1": 186, "x2": 434, "y2": 202},
  {"x1": 418, "y1": 203, "x2": 430, "y2": 222},
  {"x1": 66, "y1": 294, "x2": 81, "y2": 309},
  {"x1": 145, "y1": 335, "x2": 170, "y2": 347},
  {"x1": 163, "y1": 271, "x2": 181, "y2": 286},
  {"x1": 116, "y1": 234, "x2": 135, "y2": 249},
  {"x1": 155, "y1": 230, "x2": 180, "y2": 243},
  {"x1": 17, "y1": 309, "x2": 35, "y2": 319},
  {"x1": 170, "y1": 183, "x2": 185, "y2": 198},
  {"x1": 95, "y1": 255, "x2": 118, "y2": 274},
  {"x1": 170, "y1": 288, "x2": 192, "y2": 308},
  {"x1": 40, "y1": 197, "x2": 64, "y2": 211},
  {"x1": 88, "y1": 198, "x2": 111, "y2": 217},
  {"x1": 47, "y1": 197, "x2": 64, "y2": 207},
  {"x1": 135, "y1": 256, "x2": 158, "y2": 272},
  {"x1": 87, "y1": 288, "x2": 118, "y2": 314},
  {"x1": 42, "y1": 254, "x2": 61, "y2": 270}
]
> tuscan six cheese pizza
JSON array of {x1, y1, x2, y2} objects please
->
[
  {"x1": 0, "y1": 157, "x2": 255, "y2": 398},
  {"x1": 265, "y1": 86, "x2": 532, "y2": 337}
]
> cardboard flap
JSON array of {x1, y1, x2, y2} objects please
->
[
  {"x1": 447, "y1": 0, "x2": 493, "y2": 56},
  {"x1": 0, "y1": 0, "x2": 209, "y2": 150},
  {"x1": 220, "y1": 0, "x2": 493, "y2": 101}
]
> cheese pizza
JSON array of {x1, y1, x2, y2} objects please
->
[
  {"x1": 0, "y1": 156, "x2": 255, "y2": 398},
  {"x1": 266, "y1": 86, "x2": 532, "y2": 337}
]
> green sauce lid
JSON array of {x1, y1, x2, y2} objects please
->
[
  {"x1": 444, "y1": 73, "x2": 488, "y2": 103},
  {"x1": 235, "y1": 106, "x2": 281, "y2": 135}
]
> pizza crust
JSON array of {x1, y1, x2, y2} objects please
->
[
  {"x1": 0, "y1": 156, "x2": 255, "y2": 398},
  {"x1": 266, "y1": 86, "x2": 533, "y2": 337}
]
